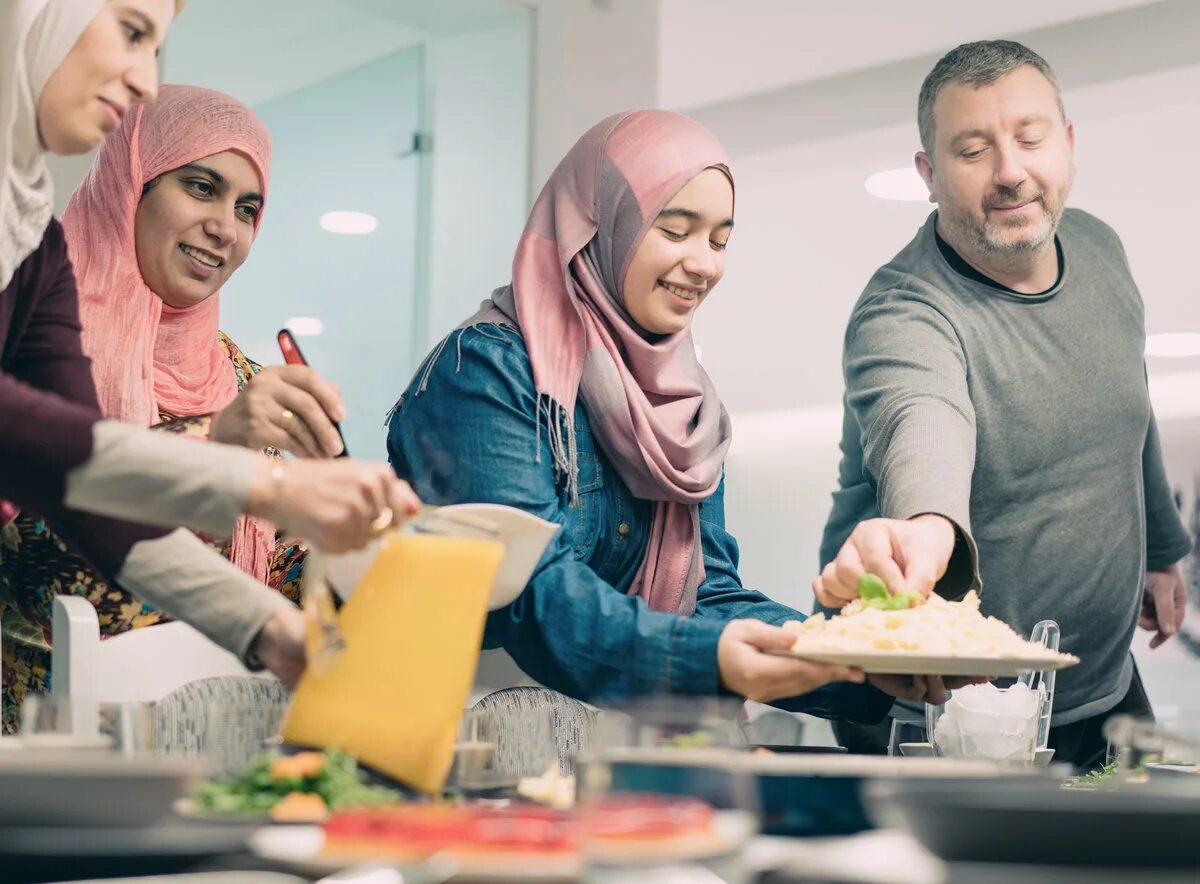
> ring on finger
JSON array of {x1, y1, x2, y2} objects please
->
[
  {"x1": 278, "y1": 408, "x2": 295, "y2": 432},
  {"x1": 370, "y1": 506, "x2": 394, "y2": 536}
]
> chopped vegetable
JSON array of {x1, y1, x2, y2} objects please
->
[
  {"x1": 192, "y1": 748, "x2": 402, "y2": 817},
  {"x1": 270, "y1": 792, "x2": 329, "y2": 822},
  {"x1": 270, "y1": 751, "x2": 326, "y2": 780}
]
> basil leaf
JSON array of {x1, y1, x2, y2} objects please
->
[{"x1": 857, "y1": 573, "x2": 890, "y2": 601}]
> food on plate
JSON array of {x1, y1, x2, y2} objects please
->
[
  {"x1": 580, "y1": 795, "x2": 722, "y2": 859},
  {"x1": 661, "y1": 730, "x2": 715, "y2": 749},
  {"x1": 270, "y1": 791, "x2": 330, "y2": 822},
  {"x1": 516, "y1": 762, "x2": 575, "y2": 809},
  {"x1": 1063, "y1": 761, "x2": 1122, "y2": 790},
  {"x1": 856, "y1": 573, "x2": 921, "y2": 611},
  {"x1": 783, "y1": 589, "x2": 1077, "y2": 662},
  {"x1": 323, "y1": 803, "x2": 577, "y2": 863},
  {"x1": 192, "y1": 748, "x2": 402, "y2": 820},
  {"x1": 321, "y1": 795, "x2": 722, "y2": 866}
]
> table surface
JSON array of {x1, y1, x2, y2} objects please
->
[{"x1": 14, "y1": 830, "x2": 1200, "y2": 884}]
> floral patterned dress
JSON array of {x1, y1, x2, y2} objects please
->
[{"x1": 0, "y1": 334, "x2": 306, "y2": 733}]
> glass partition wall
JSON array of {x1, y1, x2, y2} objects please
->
[{"x1": 164, "y1": 0, "x2": 532, "y2": 460}]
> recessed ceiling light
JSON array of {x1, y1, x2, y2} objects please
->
[
  {"x1": 319, "y1": 211, "x2": 378, "y2": 235},
  {"x1": 865, "y1": 168, "x2": 928, "y2": 202},
  {"x1": 284, "y1": 317, "x2": 324, "y2": 336},
  {"x1": 1146, "y1": 333, "x2": 1200, "y2": 357}
]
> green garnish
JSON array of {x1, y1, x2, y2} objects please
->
[
  {"x1": 192, "y1": 748, "x2": 402, "y2": 815},
  {"x1": 856, "y1": 574, "x2": 918, "y2": 610},
  {"x1": 663, "y1": 730, "x2": 714, "y2": 749},
  {"x1": 857, "y1": 573, "x2": 889, "y2": 601},
  {"x1": 1063, "y1": 760, "x2": 1120, "y2": 790}
]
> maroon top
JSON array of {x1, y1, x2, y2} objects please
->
[{"x1": 1, "y1": 219, "x2": 164, "y2": 577}]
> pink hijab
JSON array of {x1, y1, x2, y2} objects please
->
[
  {"x1": 62, "y1": 84, "x2": 274, "y2": 582},
  {"x1": 467, "y1": 110, "x2": 733, "y2": 615}
]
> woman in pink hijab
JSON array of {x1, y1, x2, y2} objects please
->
[
  {"x1": 0, "y1": 85, "x2": 349, "y2": 728},
  {"x1": 389, "y1": 111, "x2": 949, "y2": 713}
]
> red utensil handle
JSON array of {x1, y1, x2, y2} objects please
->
[{"x1": 277, "y1": 328, "x2": 350, "y2": 458}]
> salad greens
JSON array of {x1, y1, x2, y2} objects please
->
[
  {"x1": 193, "y1": 748, "x2": 402, "y2": 816},
  {"x1": 857, "y1": 573, "x2": 919, "y2": 611}
]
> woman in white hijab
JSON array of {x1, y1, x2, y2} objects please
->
[{"x1": 0, "y1": 0, "x2": 420, "y2": 687}]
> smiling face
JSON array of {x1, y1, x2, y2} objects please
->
[
  {"x1": 620, "y1": 167, "x2": 734, "y2": 336},
  {"x1": 133, "y1": 150, "x2": 264, "y2": 308},
  {"x1": 36, "y1": 0, "x2": 174, "y2": 155},
  {"x1": 916, "y1": 64, "x2": 1075, "y2": 262}
]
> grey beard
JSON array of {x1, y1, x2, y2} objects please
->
[{"x1": 945, "y1": 201, "x2": 1059, "y2": 259}]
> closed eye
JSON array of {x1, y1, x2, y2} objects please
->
[
  {"x1": 121, "y1": 21, "x2": 146, "y2": 45},
  {"x1": 657, "y1": 227, "x2": 688, "y2": 241}
]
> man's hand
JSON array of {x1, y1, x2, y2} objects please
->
[
  {"x1": 251, "y1": 606, "x2": 306, "y2": 687},
  {"x1": 1140, "y1": 563, "x2": 1187, "y2": 649},
  {"x1": 867, "y1": 674, "x2": 989, "y2": 706},
  {"x1": 814, "y1": 514, "x2": 956, "y2": 608}
]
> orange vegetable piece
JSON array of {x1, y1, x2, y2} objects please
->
[
  {"x1": 270, "y1": 791, "x2": 329, "y2": 823},
  {"x1": 270, "y1": 751, "x2": 327, "y2": 780}
]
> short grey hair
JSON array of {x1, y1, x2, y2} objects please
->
[{"x1": 918, "y1": 40, "x2": 1065, "y2": 155}]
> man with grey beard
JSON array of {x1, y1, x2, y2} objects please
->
[{"x1": 814, "y1": 40, "x2": 1191, "y2": 769}]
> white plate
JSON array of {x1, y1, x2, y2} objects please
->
[
  {"x1": 776, "y1": 650, "x2": 1078, "y2": 677},
  {"x1": 0, "y1": 753, "x2": 196, "y2": 828},
  {"x1": 250, "y1": 825, "x2": 574, "y2": 881}
]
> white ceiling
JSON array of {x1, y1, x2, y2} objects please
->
[
  {"x1": 658, "y1": 0, "x2": 1161, "y2": 111},
  {"x1": 163, "y1": 0, "x2": 526, "y2": 106}
]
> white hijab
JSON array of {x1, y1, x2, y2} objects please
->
[{"x1": 0, "y1": 0, "x2": 105, "y2": 290}]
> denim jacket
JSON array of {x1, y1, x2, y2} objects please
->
[{"x1": 387, "y1": 324, "x2": 890, "y2": 723}]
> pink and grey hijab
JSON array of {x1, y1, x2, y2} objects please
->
[{"x1": 466, "y1": 110, "x2": 733, "y2": 615}]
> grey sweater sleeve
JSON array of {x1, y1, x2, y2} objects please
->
[
  {"x1": 1142, "y1": 407, "x2": 1192, "y2": 570},
  {"x1": 845, "y1": 291, "x2": 981, "y2": 593},
  {"x1": 63, "y1": 420, "x2": 258, "y2": 538},
  {"x1": 116, "y1": 528, "x2": 292, "y2": 662}
]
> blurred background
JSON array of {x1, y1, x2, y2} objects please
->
[{"x1": 46, "y1": 0, "x2": 1200, "y2": 726}]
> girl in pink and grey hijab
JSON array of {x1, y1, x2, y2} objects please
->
[{"x1": 390, "y1": 111, "x2": 933, "y2": 711}]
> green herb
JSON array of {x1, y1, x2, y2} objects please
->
[
  {"x1": 1063, "y1": 761, "x2": 1119, "y2": 790},
  {"x1": 856, "y1": 574, "x2": 919, "y2": 610},
  {"x1": 857, "y1": 573, "x2": 890, "y2": 602},
  {"x1": 662, "y1": 730, "x2": 714, "y2": 749},
  {"x1": 192, "y1": 748, "x2": 402, "y2": 815}
]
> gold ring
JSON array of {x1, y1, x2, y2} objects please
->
[
  {"x1": 279, "y1": 408, "x2": 294, "y2": 431},
  {"x1": 370, "y1": 507, "x2": 394, "y2": 536}
]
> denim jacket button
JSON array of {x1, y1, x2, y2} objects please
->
[{"x1": 617, "y1": 522, "x2": 631, "y2": 537}]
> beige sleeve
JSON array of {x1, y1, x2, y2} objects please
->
[
  {"x1": 64, "y1": 420, "x2": 259, "y2": 538},
  {"x1": 116, "y1": 528, "x2": 292, "y2": 662}
]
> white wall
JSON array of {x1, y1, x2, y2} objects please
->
[{"x1": 524, "y1": 0, "x2": 659, "y2": 192}]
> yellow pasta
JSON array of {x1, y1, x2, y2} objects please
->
[{"x1": 782, "y1": 591, "x2": 1070, "y2": 660}]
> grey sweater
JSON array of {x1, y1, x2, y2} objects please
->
[{"x1": 820, "y1": 209, "x2": 1192, "y2": 726}]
